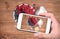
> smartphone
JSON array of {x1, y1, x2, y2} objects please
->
[{"x1": 16, "y1": 13, "x2": 51, "y2": 34}]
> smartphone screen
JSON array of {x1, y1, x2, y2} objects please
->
[{"x1": 21, "y1": 14, "x2": 47, "y2": 33}]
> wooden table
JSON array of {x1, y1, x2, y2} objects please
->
[{"x1": 0, "y1": 0, "x2": 60, "y2": 39}]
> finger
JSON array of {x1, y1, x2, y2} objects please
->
[
  {"x1": 40, "y1": 13, "x2": 55, "y2": 21},
  {"x1": 34, "y1": 32, "x2": 50, "y2": 39}
]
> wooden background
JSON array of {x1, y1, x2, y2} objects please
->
[{"x1": 0, "y1": 0, "x2": 60, "y2": 39}]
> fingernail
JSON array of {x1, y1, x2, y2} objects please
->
[{"x1": 34, "y1": 33, "x2": 38, "y2": 37}]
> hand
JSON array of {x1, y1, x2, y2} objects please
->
[{"x1": 34, "y1": 13, "x2": 60, "y2": 39}]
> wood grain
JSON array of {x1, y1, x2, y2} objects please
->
[{"x1": 0, "y1": 0, "x2": 60, "y2": 39}]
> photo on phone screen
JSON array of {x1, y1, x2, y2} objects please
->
[{"x1": 17, "y1": 13, "x2": 51, "y2": 33}]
